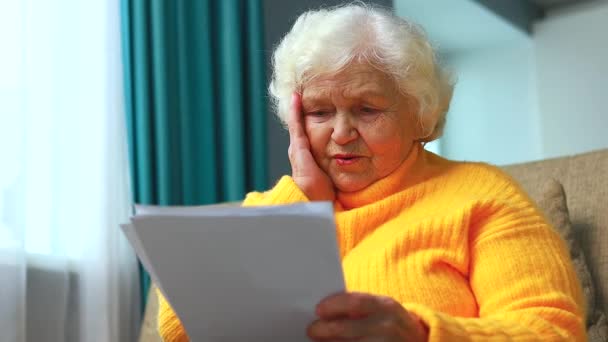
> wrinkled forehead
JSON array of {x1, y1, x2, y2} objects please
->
[{"x1": 301, "y1": 64, "x2": 398, "y2": 105}]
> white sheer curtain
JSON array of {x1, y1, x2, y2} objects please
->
[{"x1": 0, "y1": 1, "x2": 140, "y2": 341}]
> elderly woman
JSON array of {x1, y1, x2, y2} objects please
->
[{"x1": 157, "y1": 4, "x2": 585, "y2": 341}]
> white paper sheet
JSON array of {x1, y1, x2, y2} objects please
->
[{"x1": 121, "y1": 202, "x2": 345, "y2": 341}]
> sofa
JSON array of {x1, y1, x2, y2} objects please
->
[{"x1": 139, "y1": 148, "x2": 608, "y2": 341}]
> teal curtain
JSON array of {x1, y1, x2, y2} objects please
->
[{"x1": 120, "y1": 0, "x2": 268, "y2": 313}]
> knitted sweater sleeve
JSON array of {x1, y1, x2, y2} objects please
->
[
  {"x1": 241, "y1": 176, "x2": 309, "y2": 206},
  {"x1": 156, "y1": 176, "x2": 307, "y2": 341},
  {"x1": 405, "y1": 167, "x2": 587, "y2": 341}
]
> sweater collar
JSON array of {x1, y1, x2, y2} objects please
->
[{"x1": 335, "y1": 142, "x2": 424, "y2": 210}]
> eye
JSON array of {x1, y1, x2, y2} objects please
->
[
  {"x1": 359, "y1": 106, "x2": 382, "y2": 116},
  {"x1": 357, "y1": 106, "x2": 383, "y2": 123},
  {"x1": 361, "y1": 107, "x2": 378, "y2": 113},
  {"x1": 306, "y1": 110, "x2": 332, "y2": 118}
]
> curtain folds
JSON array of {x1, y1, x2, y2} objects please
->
[
  {"x1": 120, "y1": 0, "x2": 268, "y2": 310},
  {"x1": 0, "y1": 1, "x2": 140, "y2": 341}
]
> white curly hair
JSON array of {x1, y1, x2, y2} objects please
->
[{"x1": 269, "y1": 2, "x2": 454, "y2": 142}]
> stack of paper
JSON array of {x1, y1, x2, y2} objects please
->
[{"x1": 121, "y1": 202, "x2": 345, "y2": 341}]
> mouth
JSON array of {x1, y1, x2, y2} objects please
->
[{"x1": 333, "y1": 154, "x2": 363, "y2": 166}]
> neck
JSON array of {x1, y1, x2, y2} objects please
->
[{"x1": 335, "y1": 142, "x2": 425, "y2": 210}]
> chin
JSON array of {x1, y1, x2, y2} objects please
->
[{"x1": 332, "y1": 174, "x2": 371, "y2": 193}]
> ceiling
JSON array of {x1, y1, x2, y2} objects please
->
[
  {"x1": 530, "y1": 0, "x2": 599, "y2": 11},
  {"x1": 394, "y1": 0, "x2": 605, "y2": 53}
]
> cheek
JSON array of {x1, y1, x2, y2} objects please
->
[
  {"x1": 361, "y1": 118, "x2": 412, "y2": 155},
  {"x1": 365, "y1": 132, "x2": 403, "y2": 155},
  {"x1": 304, "y1": 122, "x2": 332, "y2": 156}
]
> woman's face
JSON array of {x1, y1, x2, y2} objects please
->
[{"x1": 301, "y1": 63, "x2": 419, "y2": 193}]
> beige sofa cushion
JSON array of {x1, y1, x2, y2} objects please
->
[
  {"x1": 502, "y1": 149, "x2": 608, "y2": 316},
  {"x1": 537, "y1": 179, "x2": 607, "y2": 341}
]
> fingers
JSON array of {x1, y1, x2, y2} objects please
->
[
  {"x1": 307, "y1": 314, "x2": 405, "y2": 341},
  {"x1": 307, "y1": 317, "x2": 368, "y2": 340},
  {"x1": 286, "y1": 91, "x2": 335, "y2": 201},
  {"x1": 287, "y1": 92, "x2": 311, "y2": 168},
  {"x1": 316, "y1": 292, "x2": 387, "y2": 320},
  {"x1": 309, "y1": 293, "x2": 426, "y2": 342},
  {"x1": 287, "y1": 92, "x2": 307, "y2": 143}
]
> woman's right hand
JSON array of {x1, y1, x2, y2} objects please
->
[{"x1": 288, "y1": 92, "x2": 335, "y2": 202}]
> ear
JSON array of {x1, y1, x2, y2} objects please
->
[
  {"x1": 416, "y1": 111, "x2": 437, "y2": 141},
  {"x1": 405, "y1": 96, "x2": 435, "y2": 141}
]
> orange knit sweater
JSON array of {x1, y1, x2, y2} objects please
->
[{"x1": 157, "y1": 144, "x2": 586, "y2": 341}]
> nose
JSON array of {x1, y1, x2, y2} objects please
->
[{"x1": 331, "y1": 113, "x2": 358, "y2": 145}]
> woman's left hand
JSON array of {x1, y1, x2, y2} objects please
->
[{"x1": 307, "y1": 292, "x2": 429, "y2": 342}]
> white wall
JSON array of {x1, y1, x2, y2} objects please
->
[
  {"x1": 395, "y1": 0, "x2": 544, "y2": 165},
  {"x1": 534, "y1": 1, "x2": 608, "y2": 158},
  {"x1": 397, "y1": 0, "x2": 608, "y2": 165},
  {"x1": 442, "y1": 41, "x2": 542, "y2": 165},
  {"x1": 393, "y1": 0, "x2": 526, "y2": 54}
]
